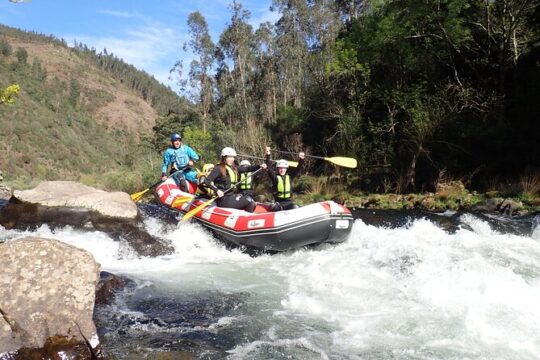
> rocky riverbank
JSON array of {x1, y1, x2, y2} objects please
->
[{"x1": 299, "y1": 180, "x2": 540, "y2": 216}]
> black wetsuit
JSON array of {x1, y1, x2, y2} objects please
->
[{"x1": 205, "y1": 163, "x2": 262, "y2": 212}]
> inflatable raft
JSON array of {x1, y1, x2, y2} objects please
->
[{"x1": 155, "y1": 178, "x2": 353, "y2": 252}]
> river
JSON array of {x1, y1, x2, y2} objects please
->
[{"x1": 1, "y1": 205, "x2": 539, "y2": 359}]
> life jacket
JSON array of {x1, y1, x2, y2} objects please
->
[
  {"x1": 214, "y1": 164, "x2": 238, "y2": 192},
  {"x1": 171, "y1": 146, "x2": 190, "y2": 170},
  {"x1": 225, "y1": 165, "x2": 238, "y2": 188},
  {"x1": 239, "y1": 172, "x2": 253, "y2": 190},
  {"x1": 197, "y1": 174, "x2": 214, "y2": 196},
  {"x1": 276, "y1": 174, "x2": 291, "y2": 200}
]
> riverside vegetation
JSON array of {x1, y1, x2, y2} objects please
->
[{"x1": 1, "y1": 0, "x2": 539, "y2": 214}]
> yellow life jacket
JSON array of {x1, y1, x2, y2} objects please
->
[
  {"x1": 276, "y1": 174, "x2": 291, "y2": 200},
  {"x1": 239, "y1": 172, "x2": 253, "y2": 190},
  {"x1": 225, "y1": 165, "x2": 237, "y2": 185},
  {"x1": 197, "y1": 175, "x2": 214, "y2": 196}
]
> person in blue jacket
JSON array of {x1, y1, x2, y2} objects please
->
[{"x1": 161, "y1": 133, "x2": 199, "y2": 191}]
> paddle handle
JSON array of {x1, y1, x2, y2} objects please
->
[
  {"x1": 238, "y1": 153, "x2": 300, "y2": 162},
  {"x1": 275, "y1": 150, "x2": 320, "y2": 160},
  {"x1": 149, "y1": 179, "x2": 164, "y2": 189}
]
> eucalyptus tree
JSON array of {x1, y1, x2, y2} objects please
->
[
  {"x1": 183, "y1": 11, "x2": 216, "y2": 134},
  {"x1": 271, "y1": 0, "x2": 342, "y2": 108},
  {"x1": 253, "y1": 22, "x2": 279, "y2": 124},
  {"x1": 272, "y1": 0, "x2": 310, "y2": 108},
  {"x1": 335, "y1": 0, "x2": 369, "y2": 24},
  {"x1": 216, "y1": 1, "x2": 256, "y2": 126}
]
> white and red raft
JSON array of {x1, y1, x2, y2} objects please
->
[{"x1": 155, "y1": 178, "x2": 353, "y2": 252}]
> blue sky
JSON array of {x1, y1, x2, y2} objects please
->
[{"x1": 0, "y1": 0, "x2": 278, "y2": 90}]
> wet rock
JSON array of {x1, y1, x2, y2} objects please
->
[
  {"x1": 352, "y1": 208, "x2": 462, "y2": 233},
  {"x1": 13, "y1": 181, "x2": 138, "y2": 219},
  {"x1": 0, "y1": 202, "x2": 174, "y2": 257},
  {"x1": 499, "y1": 198, "x2": 525, "y2": 215},
  {"x1": 472, "y1": 197, "x2": 525, "y2": 216},
  {"x1": 0, "y1": 237, "x2": 102, "y2": 358},
  {"x1": 95, "y1": 271, "x2": 133, "y2": 306}
]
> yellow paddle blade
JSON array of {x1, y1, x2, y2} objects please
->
[
  {"x1": 287, "y1": 160, "x2": 298, "y2": 168},
  {"x1": 171, "y1": 196, "x2": 193, "y2": 208},
  {"x1": 130, "y1": 188, "x2": 150, "y2": 202},
  {"x1": 182, "y1": 197, "x2": 216, "y2": 221},
  {"x1": 324, "y1": 156, "x2": 358, "y2": 168}
]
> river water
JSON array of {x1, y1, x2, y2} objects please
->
[{"x1": 1, "y1": 206, "x2": 540, "y2": 359}]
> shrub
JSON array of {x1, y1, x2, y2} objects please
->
[
  {"x1": 520, "y1": 172, "x2": 540, "y2": 198},
  {"x1": 101, "y1": 169, "x2": 144, "y2": 193}
]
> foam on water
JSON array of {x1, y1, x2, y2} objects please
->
[
  {"x1": 268, "y1": 216, "x2": 540, "y2": 358},
  {"x1": 2, "y1": 212, "x2": 540, "y2": 359}
]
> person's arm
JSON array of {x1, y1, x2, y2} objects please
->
[
  {"x1": 205, "y1": 166, "x2": 224, "y2": 197},
  {"x1": 264, "y1": 147, "x2": 277, "y2": 184},
  {"x1": 290, "y1": 152, "x2": 306, "y2": 178},
  {"x1": 187, "y1": 145, "x2": 199, "y2": 162},
  {"x1": 161, "y1": 149, "x2": 171, "y2": 180}
]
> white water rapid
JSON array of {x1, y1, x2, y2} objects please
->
[{"x1": 2, "y1": 212, "x2": 540, "y2": 359}]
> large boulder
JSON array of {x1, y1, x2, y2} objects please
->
[
  {"x1": 13, "y1": 181, "x2": 138, "y2": 219},
  {"x1": 3, "y1": 181, "x2": 173, "y2": 257},
  {"x1": 0, "y1": 237, "x2": 102, "y2": 358}
]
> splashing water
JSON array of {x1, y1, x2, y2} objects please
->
[{"x1": 2, "y1": 211, "x2": 540, "y2": 359}]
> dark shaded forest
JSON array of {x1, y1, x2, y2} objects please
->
[{"x1": 162, "y1": 0, "x2": 539, "y2": 194}]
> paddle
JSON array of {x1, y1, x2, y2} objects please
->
[
  {"x1": 276, "y1": 151, "x2": 357, "y2": 168},
  {"x1": 171, "y1": 195, "x2": 194, "y2": 208},
  {"x1": 181, "y1": 167, "x2": 264, "y2": 221},
  {"x1": 130, "y1": 180, "x2": 162, "y2": 202},
  {"x1": 238, "y1": 154, "x2": 298, "y2": 168}
]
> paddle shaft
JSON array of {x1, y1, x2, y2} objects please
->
[
  {"x1": 275, "y1": 150, "x2": 322, "y2": 160},
  {"x1": 275, "y1": 150, "x2": 357, "y2": 168},
  {"x1": 130, "y1": 179, "x2": 163, "y2": 201},
  {"x1": 238, "y1": 154, "x2": 298, "y2": 167}
]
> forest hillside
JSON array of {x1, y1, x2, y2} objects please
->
[{"x1": 0, "y1": 25, "x2": 189, "y2": 191}]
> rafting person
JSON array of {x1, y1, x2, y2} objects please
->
[
  {"x1": 205, "y1": 147, "x2": 267, "y2": 212},
  {"x1": 238, "y1": 159, "x2": 262, "y2": 201},
  {"x1": 265, "y1": 146, "x2": 305, "y2": 211},
  {"x1": 197, "y1": 163, "x2": 215, "y2": 198},
  {"x1": 161, "y1": 133, "x2": 199, "y2": 192}
]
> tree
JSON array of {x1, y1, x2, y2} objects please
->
[
  {"x1": 0, "y1": 38, "x2": 12, "y2": 56},
  {"x1": 69, "y1": 78, "x2": 80, "y2": 107},
  {"x1": 183, "y1": 11, "x2": 216, "y2": 134},
  {"x1": 217, "y1": 1, "x2": 255, "y2": 125},
  {"x1": 0, "y1": 84, "x2": 20, "y2": 105},
  {"x1": 15, "y1": 47, "x2": 27, "y2": 66}
]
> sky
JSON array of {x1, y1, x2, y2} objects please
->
[{"x1": 0, "y1": 0, "x2": 278, "y2": 91}]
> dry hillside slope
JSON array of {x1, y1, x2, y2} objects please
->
[{"x1": 5, "y1": 34, "x2": 157, "y2": 138}]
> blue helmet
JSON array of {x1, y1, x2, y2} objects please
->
[{"x1": 170, "y1": 133, "x2": 182, "y2": 141}]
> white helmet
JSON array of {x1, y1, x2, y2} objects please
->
[
  {"x1": 221, "y1": 147, "x2": 237, "y2": 157},
  {"x1": 240, "y1": 159, "x2": 251, "y2": 166},
  {"x1": 276, "y1": 159, "x2": 289, "y2": 168}
]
